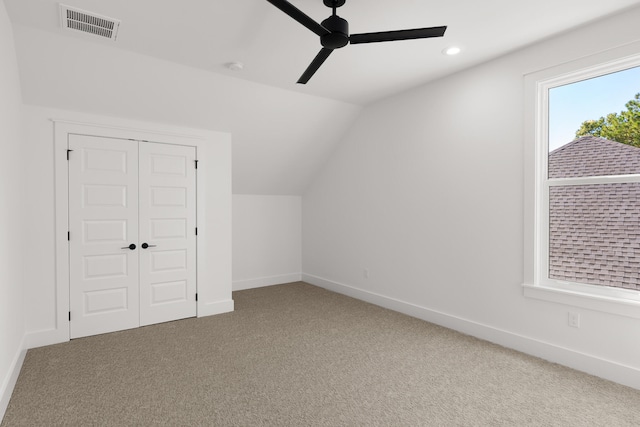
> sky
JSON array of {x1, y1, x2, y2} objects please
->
[{"x1": 548, "y1": 65, "x2": 640, "y2": 152}]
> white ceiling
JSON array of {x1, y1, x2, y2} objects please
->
[
  {"x1": 5, "y1": 0, "x2": 640, "y2": 196},
  {"x1": 5, "y1": 0, "x2": 640, "y2": 106}
]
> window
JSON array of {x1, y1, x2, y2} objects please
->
[{"x1": 523, "y1": 45, "x2": 640, "y2": 318}]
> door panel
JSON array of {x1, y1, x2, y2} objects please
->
[
  {"x1": 149, "y1": 218, "x2": 187, "y2": 240},
  {"x1": 83, "y1": 220, "x2": 127, "y2": 243},
  {"x1": 139, "y1": 142, "x2": 197, "y2": 326},
  {"x1": 83, "y1": 185, "x2": 128, "y2": 207},
  {"x1": 69, "y1": 135, "x2": 140, "y2": 339},
  {"x1": 150, "y1": 187, "x2": 187, "y2": 206},
  {"x1": 150, "y1": 249, "x2": 187, "y2": 272},
  {"x1": 150, "y1": 280, "x2": 188, "y2": 305},
  {"x1": 83, "y1": 287, "x2": 128, "y2": 314},
  {"x1": 83, "y1": 253, "x2": 128, "y2": 279}
]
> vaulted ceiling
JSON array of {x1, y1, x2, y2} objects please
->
[{"x1": 4, "y1": 0, "x2": 639, "y2": 194}]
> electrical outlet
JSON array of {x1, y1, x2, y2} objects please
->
[
  {"x1": 568, "y1": 312, "x2": 580, "y2": 328},
  {"x1": 363, "y1": 269, "x2": 369, "y2": 279}
]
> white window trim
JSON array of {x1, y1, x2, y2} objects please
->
[{"x1": 523, "y1": 41, "x2": 640, "y2": 319}]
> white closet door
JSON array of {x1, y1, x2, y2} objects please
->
[
  {"x1": 69, "y1": 135, "x2": 140, "y2": 339},
  {"x1": 138, "y1": 142, "x2": 197, "y2": 326}
]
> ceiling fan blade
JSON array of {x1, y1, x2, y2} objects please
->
[
  {"x1": 297, "y1": 48, "x2": 333, "y2": 84},
  {"x1": 350, "y1": 26, "x2": 447, "y2": 44},
  {"x1": 266, "y1": 0, "x2": 330, "y2": 37}
]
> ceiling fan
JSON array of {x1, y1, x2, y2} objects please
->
[{"x1": 266, "y1": 0, "x2": 447, "y2": 84}]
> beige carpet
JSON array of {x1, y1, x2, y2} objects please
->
[{"x1": 3, "y1": 282, "x2": 640, "y2": 426}]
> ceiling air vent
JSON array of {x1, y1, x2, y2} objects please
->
[{"x1": 59, "y1": 4, "x2": 120, "y2": 40}]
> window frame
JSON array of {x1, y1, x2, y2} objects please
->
[{"x1": 523, "y1": 43, "x2": 640, "y2": 319}]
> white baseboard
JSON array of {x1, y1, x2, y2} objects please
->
[
  {"x1": 233, "y1": 273, "x2": 301, "y2": 291},
  {"x1": 25, "y1": 299, "x2": 237, "y2": 347},
  {"x1": 198, "y1": 299, "x2": 235, "y2": 317},
  {"x1": 24, "y1": 327, "x2": 69, "y2": 350},
  {"x1": 1, "y1": 336, "x2": 26, "y2": 422},
  {"x1": 302, "y1": 273, "x2": 640, "y2": 391}
]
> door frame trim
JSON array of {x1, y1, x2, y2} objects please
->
[{"x1": 51, "y1": 120, "x2": 232, "y2": 344}]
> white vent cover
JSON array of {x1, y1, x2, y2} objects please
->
[{"x1": 59, "y1": 4, "x2": 120, "y2": 40}]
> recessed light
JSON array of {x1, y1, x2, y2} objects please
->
[
  {"x1": 443, "y1": 47, "x2": 461, "y2": 56},
  {"x1": 224, "y1": 62, "x2": 244, "y2": 72}
]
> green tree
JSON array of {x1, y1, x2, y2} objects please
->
[{"x1": 575, "y1": 93, "x2": 640, "y2": 147}]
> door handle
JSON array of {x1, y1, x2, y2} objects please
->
[
  {"x1": 121, "y1": 244, "x2": 137, "y2": 250},
  {"x1": 141, "y1": 243, "x2": 157, "y2": 249}
]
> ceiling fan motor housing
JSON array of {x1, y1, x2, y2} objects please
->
[{"x1": 320, "y1": 15, "x2": 349, "y2": 49}]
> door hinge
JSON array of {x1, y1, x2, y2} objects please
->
[
  {"x1": 195, "y1": 227, "x2": 198, "y2": 236},
  {"x1": 68, "y1": 311, "x2": 71, "y2": 321},
  {"x1": 66, "y1": 149, "x2": 73, "y2": 160},
  {"x1": 195, "y1": 293, "x2": 198, "y2": 302},
  {"x1": 68, "y1": 231, "x2": 70, "y2": 241},
  {"x1": 195, "y1": 160, "x2": 199, "y2": 169}
]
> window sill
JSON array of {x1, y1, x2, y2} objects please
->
[{"x1": 522, "y1": 283, "x2": 640, "y2": 319}]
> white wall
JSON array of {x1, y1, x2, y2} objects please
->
[
  {"x1": 0, "y1": 1, "x2": 25, "y2": 418},
  {"x1": 233, "y1": 195, "x2": 301, "y2": 291},
  {"x1": 303, "y1": 6, "x2": 640, "y2": 389},
  {"x1": 21, "y1": 106, "x2": 233, "y2": 347},
  {"x1": 10, "y1": 24, "x2": 362, "y2": 196}
]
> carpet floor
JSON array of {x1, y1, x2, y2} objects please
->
[{"x1": 3, "y1": 282, "x2": 640, "y2": 426}]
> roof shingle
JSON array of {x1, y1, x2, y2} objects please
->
[
  {"x1": 549, "y1": 136, "x2": 640, "y2": 178},
  {"x1": 548, "y1": 136, "x2": 640, "y2": 290}
]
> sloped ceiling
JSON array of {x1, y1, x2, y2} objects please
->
[
  {"x1": 10, "y1": 23, "x2": 362, "y2": 195},
  {"x1": 4, "y1": 0, "x2": 640, "y2": 194}
]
